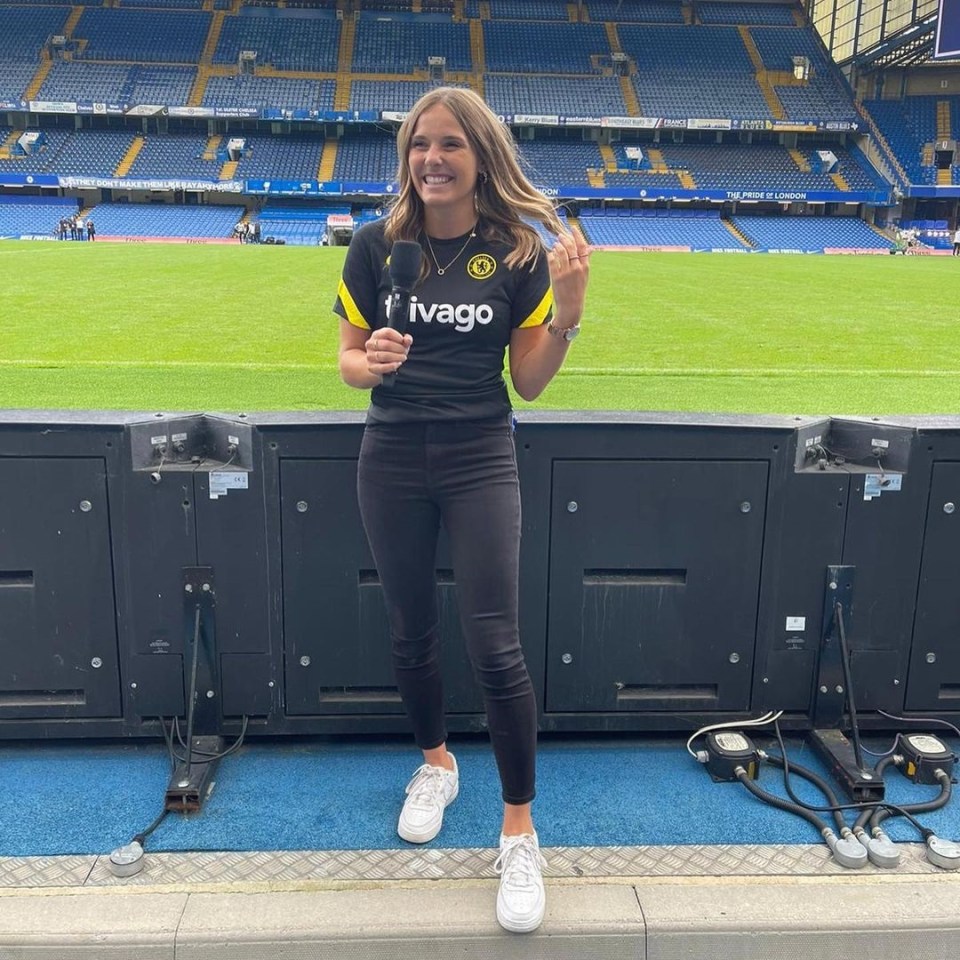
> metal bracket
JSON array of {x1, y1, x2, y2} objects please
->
[
  {"x1": 813, "y1": 565, "x2": 854, "y2": 729},
  {"x1": 810, "y1": 564, "x2": 884, "y2": 802},
  {"x1": 165, "y1": 735, "x2": 224, "y2": 812},
  {"x1": 165, "y1": 566, "x2": 220, "y2": 812}
]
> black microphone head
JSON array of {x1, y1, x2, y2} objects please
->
[{"x1": 389, "y1": 240, "x2": 422, "y2": 290}]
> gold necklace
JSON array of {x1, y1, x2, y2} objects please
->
[{"x1": 424, "y1": 226, "x2": 476, "y2": 276}]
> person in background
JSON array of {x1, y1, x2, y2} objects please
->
[{"x1": 334, "y1": 86, "x2": 590, "y2": 935}]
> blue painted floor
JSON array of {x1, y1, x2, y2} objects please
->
[{"x1": 2, "y1": 733, "x2": 957, "y2": 858}]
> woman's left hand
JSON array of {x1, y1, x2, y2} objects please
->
[{"x1": 547, "y1": 228, "x2": 591, "y2": 326}]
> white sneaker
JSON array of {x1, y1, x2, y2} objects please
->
[
  {"x1": 397, "y1": 754, "x2": 459, "y2": 844},
  {"x1": 494, "y1": 831, "x2": 547, "y2": 933}
]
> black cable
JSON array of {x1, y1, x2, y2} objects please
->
[
  {"x1": 834, "y1": 600, "x2": 866, "y2": 772},
  {"x1": 762, "y1": 752, "x2": 847, "y2": 833},
  {"x1": 180, "y1": 603, "x2": 203, "y2": 780},
  {"x1": 170, "y1": 714, "x2": 250, "y2": 764},
  {"x1": 870, "y1": 773, "x2": 952, "y2": 835},
  {"x1": 877, "y1": 709, "x2": 960, "y2": 744},
  {"x1": 772, "y1": 720, "x2": 929, "y2": 832},
  {"x1": 735, "y1": 767, "x2": 832, "y2": 835},
  {"x1": 853, "y1": 754, "x2": 898, "y2": 831}
]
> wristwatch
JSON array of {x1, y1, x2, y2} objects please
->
[{"x1": 547, "y1": 320, "x2": 580, "y2": 341}]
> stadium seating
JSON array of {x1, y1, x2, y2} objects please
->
[
  {"x1": 352, "y1": 18, "x2": 471, "y2": 73},
  {"x1": 0, "y1": 0, "x2": 902, "y2": 251},
  {"x1": 585, "y1": 1, "x2": 685, "y2": 23},
  {"x1": 203, "y1": 75, "x2": 337, "y2": 112},
  {"x1": 333, "y1": 133, "x2": 398, "y2": 183},
  {"x1": 0, "y1": 195, "x2": 77, "y2": 239},
  {"x1": 213, "y1": 10, "x2": 342, "y2": 72},
  {"x1": 234, "y1": 135, "x2": 326, "y2": 181},
  {"x1": 82, "y1": 202, "x2": 244, "y2": 238},
  {"x1": 698, "y1": 2, "x2": 798, "y2": 25},
  {"x1": 74, "y1": 8, "x2": 212, "y2": 64},
  {"x1": 483, "y1": 22, "x2": 609, "y2": 73},
  {"x1": 41, "y1": 130, "x2": 139, "y2": 177},
  {"x1": 484, "y1": 77, "x2": 627, "y2": 116},
  {"x1": 731, "y1": 214, "x2": 892, "y2": 251},
  {"x1": 578, "y1": 209, "x2": 749, "y2": 250},
  {"x1": 38, "y1": 63, "x2": 197, "y2": 108}
]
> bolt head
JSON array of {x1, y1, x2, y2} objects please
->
[
  {"x1": 185, "y1": 583, "x2": 194, "y2": 593},
  {"x1": 566, "y1": 501, "x2": 578, "y2": 513},
  {"x1": 561, "y1": 653, "x2": 573, "y2": 664},
  {"x1": 296, "y1": 501, "x2": 309, "y2": 513},
  {"x1": 300, "y1": 655, "x2": 311, "y2": 667},
  {"x1": 79, "y1": 500, "x2": 92, "y2": 513},
  {"x1": 91, "y1": 657, "x2": 103, "y2": 669}
]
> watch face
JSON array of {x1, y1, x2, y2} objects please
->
[{"x1": 563, "y1": 325, "x2": 580, "y2": 340}]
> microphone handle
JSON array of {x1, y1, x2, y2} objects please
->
[{"x1": 380, "y1": 289, "x2": 410, "y2": 388}]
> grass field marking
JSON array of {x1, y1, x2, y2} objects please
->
[
  {"x1": 560, "y1": 367, "x2": 960, "y2": 378},
  {"x1": 0, "y1": 358, "x2": 330, "y2": 371},
  {"x1": 1, "y1": 358, "x2": 958, "y2": 379}
]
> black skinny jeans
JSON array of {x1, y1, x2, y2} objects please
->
[{"x1": 357, "y1": 415, "x2": 537, "y2": 805}]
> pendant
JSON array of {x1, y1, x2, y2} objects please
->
[{"x1": 437, "y1": 268, "x2": 445, "y2": 275}]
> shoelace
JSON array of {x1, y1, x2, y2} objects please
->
[
  {"x1": 493, "y1": 835, "x2": 548, "y2": 890},
  {"x1": 404, "y1": 763, "x2": 447, "y2": 810}
]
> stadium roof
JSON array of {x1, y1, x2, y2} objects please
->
[{"x1": 809, "y1": 0, "x2": 955, "y2": 69}]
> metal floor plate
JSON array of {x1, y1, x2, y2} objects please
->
[{"x1": 0, "y1": 841, "x2": 944, "y2": 890}]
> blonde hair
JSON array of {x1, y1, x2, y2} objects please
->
[{"x1": 385, "y1": 86, "x2": 564, "y2": 273}]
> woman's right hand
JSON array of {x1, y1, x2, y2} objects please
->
[{"x1": 366, "y1": 327, "x2": 413, "y2": 378}]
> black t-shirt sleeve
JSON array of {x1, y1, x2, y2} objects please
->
[
  {"x1": 333, "y1": 224, "x2": 382, "y2": 331},
  {"x1": 511, "y1": 247, "x2": 553, "y2": 330}
]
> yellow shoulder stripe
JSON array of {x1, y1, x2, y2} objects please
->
[
  {"x1": 518, "y1": 287, "x2": 554, "y2": 329},
  {"x1": 338, "y1": 279, "x2": 371, "y2": 330}
]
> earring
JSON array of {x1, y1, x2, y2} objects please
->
[{"x1": 479, "y1": 171, "x2": 489, "y2": 184}]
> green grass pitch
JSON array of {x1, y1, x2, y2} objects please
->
[{"x1": 1, "y1": 240, "x2": 958, "y2": 416}]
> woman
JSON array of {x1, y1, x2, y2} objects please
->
[{"x1": 334, "y1": 87, "x2": 590, "y2": 934}]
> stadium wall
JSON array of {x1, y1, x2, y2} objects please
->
[{"x1": 1, "y1": 410, "x2": 957, "y2": 741}]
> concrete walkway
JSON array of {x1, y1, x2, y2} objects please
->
[{"x1": 2, "y1": 842, "x2": 959, "y2": 958}]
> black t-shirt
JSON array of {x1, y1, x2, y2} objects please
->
[{"x1": 333, "y1": 219, "x2": 553, "y2": 423}]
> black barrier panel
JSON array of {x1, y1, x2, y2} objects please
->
[
  {"x1": 2, "y1": 412, "x2": 960, "y2": 740},
  {"x1": 908, "y1": 461, "x2": 960, "y2": 711},
  {"x1": 0, "y1": 457, "x2": 119, "y2": 719},
  {"x1": 546, "y1": 460, "x2": 768, "y2": 713},
  {"x1": 278, "y1": 457, "x2": 484, "y2": 718},
  {"x1": 831, "y1": 421, "x2": 929, "y2": 716}
]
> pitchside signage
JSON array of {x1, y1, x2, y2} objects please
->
[{"x1": 935, "y1": 0, "x2": 960, "y2": 57}]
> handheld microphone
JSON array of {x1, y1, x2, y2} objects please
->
[{"x1": 381, "y1": 240, "x2": 421, "y2": 388}]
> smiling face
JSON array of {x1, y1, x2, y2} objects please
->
[{"x1": 407, "y1": 104, "x2": 481, "y2": 235}]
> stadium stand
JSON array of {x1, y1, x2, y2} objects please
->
[
  {"x1": 484, "y1": 77, "x2": 628, "y2": 116},
  {"x1": 333, "y1": 132, "x2": 398, "y2": 183},
  {"x1": 37, "y1": 63, "x2": 197, "y2": 108},
  {"x1": 578, "y1": 208, "x2": 749, "y2": 250},
  {"x1": 731, "y1": 214, "x2": 893, "y2": 251},
  {"x1": 233, "y1": 134, "x2": 326, "y2": 181},
  {"x1": 483, "y1": 22, "x2": 609, "y2": 74},
  {"x1": 0, "y1": 195, "x2": 77, "y2": 239},
  {"x1": 0, "y1": 0, "x2": 917, "y2": 252},
  {"x1": 82, "y1": 201, "x2": 244, "y2": 238},
  {"x1": 203, "y1": 75, "x2": 337, "y2": 113},
  {"x1": 213, "y1": 9, "x2": 342, "y2": 72},
  {"x1": 74, "y1": 8, "x2": 212, "y2": 64},
  {"x1": 352, "y1": 18, "x2": 472, "y2": 73}
]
